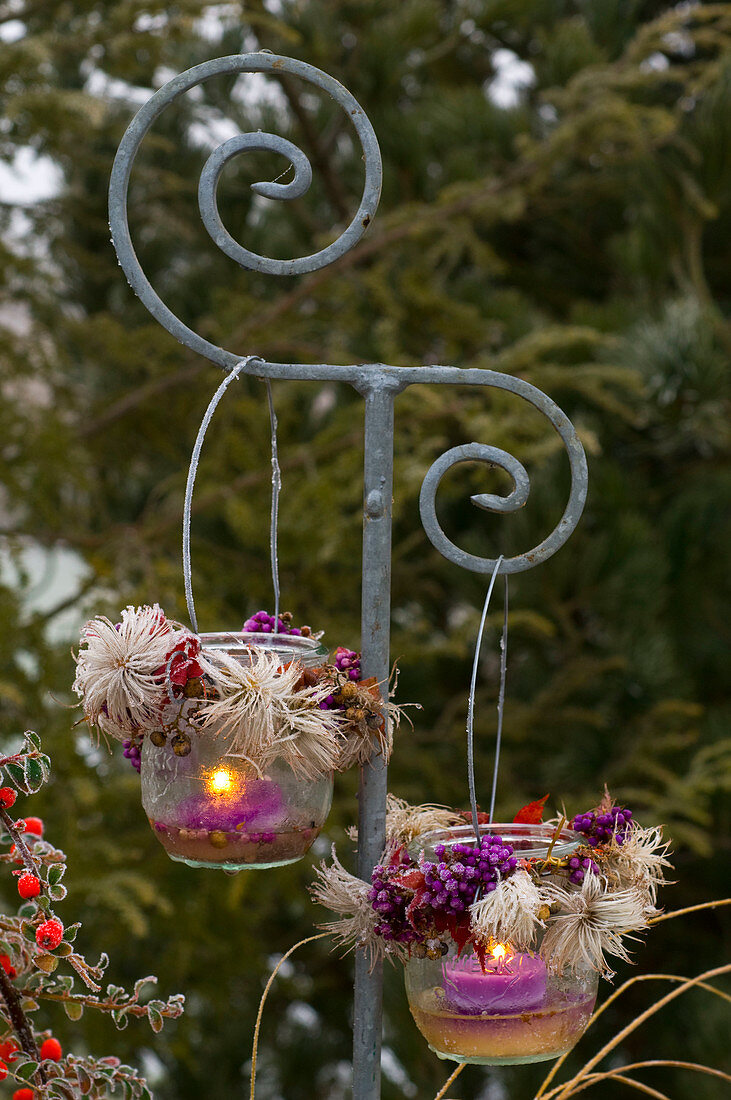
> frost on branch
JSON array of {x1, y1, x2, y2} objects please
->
[{"x1": 0, "y1": 731, "x2": 184, "y2": 1098}]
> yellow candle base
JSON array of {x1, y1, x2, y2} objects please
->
[{"x1": 409, "y1": 986, "x2": 596, "y2": 1066}]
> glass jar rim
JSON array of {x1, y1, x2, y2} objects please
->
[
  {"x1": 199, "y1": 631, "x2": 329, "y2": 667},
  {"x1": 410, "y1": 822, "x2": 583, "y2": 861}
]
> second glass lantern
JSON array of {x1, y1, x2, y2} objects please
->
[{"x1": 403, "y1": 824, "x2": 600, "y2": 1066}]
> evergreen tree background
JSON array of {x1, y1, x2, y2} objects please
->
[{"x1": 1, "y1": 1, "x2": 730, "y2": 1097}]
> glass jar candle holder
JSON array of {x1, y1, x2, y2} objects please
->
[
  {"x1": 140, "y1": 632, "x2": 334, "y2": 871},
  {"x1": 404, "y1": 824, "x2": 599, "y2": 1066}
]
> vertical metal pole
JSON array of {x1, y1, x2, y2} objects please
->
[{"x1": 353, "y1": 377, "x2": 395, "y2": 1100}]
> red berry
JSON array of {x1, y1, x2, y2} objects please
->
[
  {"x1": 0, "y1": 1039, "x2": 18, "y2": 1062},
  {"x1": 0, "y1": 1061, "x2": 7, "y2": 1080},
  {"x1": 40, "y1": 1037, "x2": 62, "y2": 1061},
  {"x1": 17, "y1": 874, "x2": 41, "y2": 900},
  {"x1": 23, "y1": 818, "x2": 44, "y2": 837},
  {"x1": 35, "y1": 918, "x2": 63, "y2": 951},
  {"x1": 0, "y1": 788, "x2": 16, "y2": 810},
  {"x1": 13, "y1": 1090, "x2": 35, "y2": 1100},
  {"x1": 0, "y1": 955, "x2": 16, "y2": 979}
]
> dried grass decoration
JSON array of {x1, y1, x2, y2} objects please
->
[
  {"x1": 73, "y1": 606, "x2": 405, "y2": 871},
  {"x1": 311, "y1": 792, "x2": 672, "y2": 1066}
]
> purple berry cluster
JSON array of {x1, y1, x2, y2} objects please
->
[
  {"x1": 368, "y1": 864, "x2": 420, "y2": 944},
  {"x1": 334, "y1": 647, "x2": 361, "y2": 681},
  {"x1": 122, "y1": 738, "x2": 142, "y2": 773},
  {"x1": 421, "y1": 837, "x2": 518, "y2": 916},
  {"x1": 368, "y1": 835, "x2": 519, "y2": 946},
  {"x1": 242, "y1": 610, "x2": 305, "y2": 636},
  {"x1": 319, "y1": 648, "x2": 363, "y2": 711},
  {"x1": 567, "y1": 854, "x2": 600, "y2": 885},
  {"x1": 572, "y1": 805, "x2": 633, "y2": 847}
]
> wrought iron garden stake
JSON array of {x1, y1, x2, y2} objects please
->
[{"x1": 109, "y1": 53, "x2": 588, "y2": 1100}]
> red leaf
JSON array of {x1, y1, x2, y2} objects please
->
[
  {"x1": 392, "y1": 868, "x2": 425, "y2": 892},
  {"x1": 513, "y1": 794, "x2": 550, "y2": 824},
  {"x1": 457, "y1": 810, "x2": 490, "y2": 825}
]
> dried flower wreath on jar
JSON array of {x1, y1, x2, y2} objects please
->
[
  {"x1": 73, "y1": 604, "x2": 402, "y2": 871},
  {"x1": 311, "y1": 792, "x2": 672, "y2": 1066}
]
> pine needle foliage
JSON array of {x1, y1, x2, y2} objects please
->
[{"x1": 1, "y1": 1, "x2": 729, "y2": 1097}]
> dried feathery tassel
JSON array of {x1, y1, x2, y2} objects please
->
[
  {"x1": 260, "y1": 704, "x2": 344, "y2": 781},
  {"x1": 346, "y1": 795, "x2": 463, "y2": 845},
  {"x1": 540, "y1": 874, "x2": 654, "y2": 977},
  {"x1": 334, "y1": 664, "x2": 419, "y2": 771},
  {"x1": 612, "y1": 824, "x2": 673, "y2": 905},
  {"x1": 336, "y1": 709, "x2": 394, "y2": 771},
  {"x1": 74, "y1": 605, "x2": 176, "y2": 740},
  {"x1": 201, "y1": 648, "x2": 303, "y2": 749},
  {"x1": 385, "y1": 795, "x2": 463, "y2": 845},
  {"x1": 469, "y1": 869, "x2": 545, "y2": 951},
  {"x1": 202, "y1": 648, "x2": 343, "y2": 776},
  {"x1": 310, "y1": 849, "x2": 404, "y2": 970}
]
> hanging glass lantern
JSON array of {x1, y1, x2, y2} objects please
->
[
  {"x1": 403, "y1": 824, "x2": 599, "y2": 1066},
  {"x1": 138, "y1": 631, "x2": 334, "y2": 870}
]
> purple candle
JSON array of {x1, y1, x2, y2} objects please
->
[
  {"x1": 443, "y1": 947, "x2": 547, "y2": 1015},
  {"x1": 175, "y1": 769, "x2": 285, "y2": 832}
]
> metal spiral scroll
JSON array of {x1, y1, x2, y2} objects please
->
[
  {"x1": 415, "y1": 366, "x2": 589, "y2": 574},
  {"x1": 108, "y1": 53, "x2": 382, "y2": 371}
]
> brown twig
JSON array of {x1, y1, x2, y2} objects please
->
[
  {"x1": 250, "y1": 934, "x2": 328, "y2": 1100},
  {"x1": 648, "y1": 897, "x2": 731, "y2": 925},
  {"x1": 566, "y1": 1073, "x2": 670, "y2": 1100},
  {"x1": 563, "y1": 1060, "x2": 731, "y2": 1097},
  {"x1": 542, "y1": 963, "x2": 731, "y2": 1100},
  {"x1": 432, "y1": 1061, "x2": 465, "y2": 1100},
  {"x1": 0, "y1": 964, "x2": 45, "y2": 1081},
  {"x1": 19, "y1": 987, "x2": 183, "y2": 1019},
  {"x1": 539, "y1": 816, "x2": 566, "y2": 872},
  {"x1": 0, "y1": 808, "x2": 41, "y2": 880}
]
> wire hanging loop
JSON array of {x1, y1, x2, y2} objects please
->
[
  {"x1": 108, "y1": 53, "x2": 383, "y2": 373},
  {"x1": 183, "y1": 357, "x2": 262, "y2": 632},
  {"x1": 466, "y1": 555, "x2": 507, "y2": 845},
  {"x1": 265, "y1": 380, "x2": 282, "y2": 632}
]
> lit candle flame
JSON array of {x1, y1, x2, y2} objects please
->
[
  {"x1": 491, "y1": 943, "x2": 511, "y2": 973},
  {"x1": 208, "y1": 767, "x2": 235, "y2": 795}
]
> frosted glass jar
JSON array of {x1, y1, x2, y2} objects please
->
[
  {"x1": 404, "y1": 824, "x2": 599, "y2": 1066},
  {"x1": 140, "y1": 632, "x2": 333, "y2": 870}
]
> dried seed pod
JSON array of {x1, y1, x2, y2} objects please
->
[
  {"x1": 171, "y1": 733, "x2": 192, "y2": 756},
  {"x1": 340, "y1": 682, "x2": 358, "y2": 700},
  {"x1": 183, "y1": 677, "x2": 205, "y2": 698},
  {"x1": 412, "y1": 942, "x2": 427, "y2": 959},
  {"x1": 150, "y1": 729, "x2": 167, "y2": 747}
]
